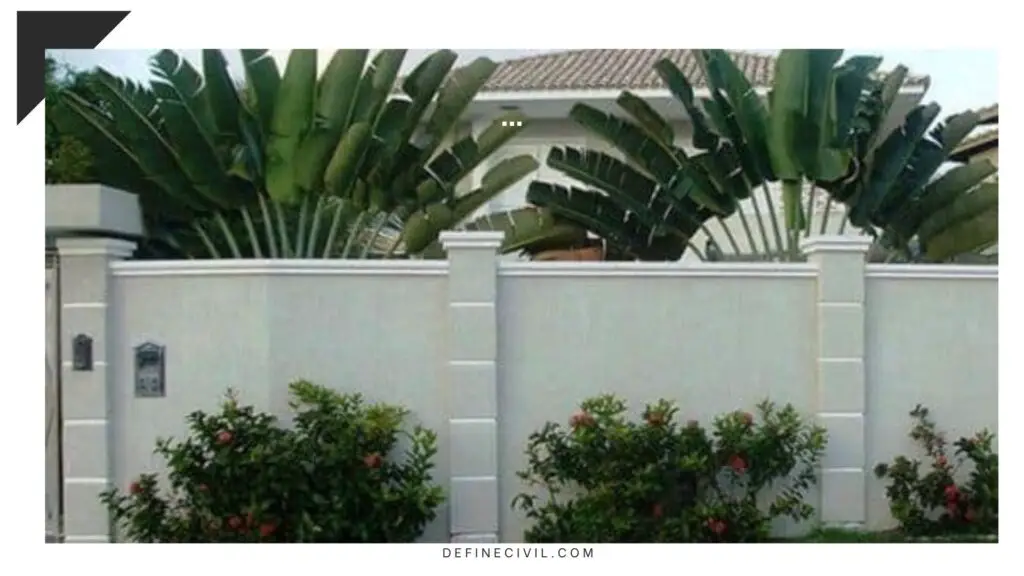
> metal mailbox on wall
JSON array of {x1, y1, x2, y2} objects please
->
[{"x1": 133, "y1": 342, "x2": 166, "y2": 398}]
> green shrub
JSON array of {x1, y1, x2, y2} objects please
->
[
  {"x1": 512, "y1": 395, "x2": 826, "y2": 542},
  {"x1": 874, "y1": 405, "x2": 997, "y2": 536},
  {"x1": 101, "y1": 380, "x2": 444, "y2": 542}
]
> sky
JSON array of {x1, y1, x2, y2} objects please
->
[{"x1": 48, "y1": 48, "x2": 998, "y2": 115}]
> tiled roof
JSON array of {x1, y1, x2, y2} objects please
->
[
  {"x1": 478, "y1": 49, "x2": 930, "y2": 93},
  {"x1": 950, "y1": 129, "x2": 998, "y2": 162},
  {"x1": 949, "y1": 104, "x2": 998, "y2": 162},
  {"x1": 975, "y1": 103, "x2": 998, "y2": 125}
]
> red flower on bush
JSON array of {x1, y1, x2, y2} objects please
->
[
  {"x1": 259, "y1": 522, "x2": 276, "y2": 538},
  {"x1": 651, "y1": 503, "x2": 663, "y2": 519},
  {"x1": 197, "y1": 483, "x2": 208, "y2": 492},
  {"x1": 227, "y1": 515, "x2": 243, "y2": 530},
  {"x1": 363, "y1": 452, "x2": 383, "y2": 469},
  {"x1": 936, "y1": 455, "x2": 948, "y2": 467},
  {"x1": 944, "y1": 484, "x2": 959, "y2": 501},
  {"x1": 569, "y1": 411, "x2": 595, "y2": 430},
  {"x1": 706, "y1": 518, "x2": 727, "y2": 535},
  {"x1": 129, "y1": 481, "x2": 143, "y2": 495},
  {"x1": 216, "y1": 430, "x2": 233, "y2": 445},
  {"x1": 729, "y1": 455, "x2": 747, "y2": 474}
]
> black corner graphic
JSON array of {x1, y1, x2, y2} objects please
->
[{"x1": 17, "y1": 10, "x2": 130, "y2": 125}]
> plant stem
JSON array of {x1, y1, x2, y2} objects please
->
[
  {"x1": 803, "y1": 183, "x2": 817, "y2": 238},
  {"x1": 304, "y1": 195, "x2": 327, "y2": 258},
  {"x1": 294, "y1": 196, "x2": 310, "y2": 257},
  {"x1": 214, "y1": 212, "x2": 243, "y2": 258},
  {"x1": 256, "y1": 194, "x2": 279, "y2": 258},
  {"x1": 714, "y1": 216, "x2": 743, "y2": 257},
  {"x1": 239, "y1": 206, "x2": 263, "y2": 258},
  {"x1": 735, "y1": 209, "x2": 761, "y2": 258},
  {"x1": 341, "y1": 211, "x2": 367, "y2": 259},
  {"x1": 760, "y1": 182, "x2": 786, "y2": 259},
  {"x1": 321, "y1": 200, "x2": 348, "y2": 259},
  {"x1": 819, "y1": 197, "x2": 834, "y2": 235},
  {"x1": 359, "y1": 212, "x2": 390, "y2": 259},
  {"x1": 747, "y1": 190, "x2": 775, "y2": 259}
]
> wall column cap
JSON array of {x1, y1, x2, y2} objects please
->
[
  {"x1": 800, "y1": 235, "x2": 874, "y2": 255},
  {"x1": 46, "y1": 184, "x2": 144, "y2": 238},
  {"x1": 440, "y1": 231, "x2": 505, "y2": 251},
  {"x1": 56, "y1": 237, "x2": 138, "y2": 259}
]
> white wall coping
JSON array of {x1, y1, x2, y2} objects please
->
[
  {"x1": 499, "y1": 261, "x2": 817, "y2": 278},
  {"x1": 110, "y1": 259, "x2": 448, "y2": 277},
  {"x1": 800, "y1": 235, "x2": 874, "y2": 254},
  {"x1": 440, "y1": 231, "x2": 505, "y2": 250},
  {"x1": 865, "y1": 264, "x2": 998, "y2": 280},
  {"x1": 56, "y1": 237, "x2": 138, "y2": 258}
]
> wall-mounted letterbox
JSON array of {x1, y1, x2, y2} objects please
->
[
  {"x1": 72, "y1": 334, "x2": 93, "y2": 371},
  {"x1": 133, "y1": 342, "x2": 166, "y2": 398}
]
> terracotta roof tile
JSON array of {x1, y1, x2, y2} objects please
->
[
  {"x1": 950, "y1": 128, "x2": 998, "y2": 162},
  {"x1": 478, "y1": 49, "x2": 929, "y2": 93},
  {"x1": 975, "y1": 103, "x2": 998, "y2": 124},
  {"x1": 949, "y1": 104, "x2": 998, "y2": 161}
]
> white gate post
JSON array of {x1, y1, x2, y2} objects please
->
[
  {"x1": 440, "y1": 231, "x2": 504, "y2": 543},
  {"x1": 48, "y1": 185, "x2": 142, "y2": 543},
  {"x1": 801, "y1": 235, "x2": 873, "y2": 528}
]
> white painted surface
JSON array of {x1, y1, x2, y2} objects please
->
[{"x1": 95, "y1": 250, "x2": 996, "y2": 541}]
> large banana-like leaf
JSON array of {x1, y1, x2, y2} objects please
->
[
  {"x1": 56, "y1": 48, "x2": 527, "y2": 260},
  {"x1": 526, "y1": 182, "x2": 694, "y2": 261},
  {"x1": 62, "y1": 71, "x2": 208, "y2": 211},
  {"x1": 201, "y1": 50, "x2": 244, "y2": 147},
  {"x1": 568, "y1": 103, "x2": 730, "y2": 215},
  {"x1": 419, "y1": 57, "x2": 498, "y2": 163},
  {"x1": 425, "y1": 111, "x2": 528, "y2": 194},
  {"x1": 401, "y1": 155, "x2": 539, "y2": 253},
  {"x1": 240, "y1": 49, "x2": 281, "y2": 139},
  {"x1": 918, "y1": 181, "x2": 997, "y2": 248},
  {"x1": 294, "y1": 50, "x2": 371, "y2": 193},
  {"x1": 418, "y1": 207, "x2": 589, "y2": 259},
  {"x1": 849, "y1": 103, "x2": 941, "y2": 228},
  {"x1": 149, "y1": 50, "x2": 241, "y2": 209},
  {"x1": 265, "y1": 50, "x2": 317, "y2": 203},
  {"x1": 515, "y1": 50, "x2": 995, "y2": 264}
]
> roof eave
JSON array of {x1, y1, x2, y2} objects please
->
[
  {"x1": 950, "y1": 139, "x2": 998, "y2": 163},
  {"x1": 474, "y1": 83, "x2": 928, "y2": 104}
]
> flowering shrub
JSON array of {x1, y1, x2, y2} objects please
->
[
  {"x1": 512, "y1": 395, "x2": 827, "y2": 542},
  {"x1": 873, "y1": 405, "x2": 998, "y2": 536},
  {"x1": 101, "y1": 380, "x2": 444, "y2": 542}
]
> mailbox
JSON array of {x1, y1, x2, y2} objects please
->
[
  {"x1": 133, "y1": 342, "x2": 166, "y2": 398},
  {"x1": 71, "y1": 334, "x2": 93, "y2": 371}
]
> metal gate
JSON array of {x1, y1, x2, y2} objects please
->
[{"x1": 45, "y1": 248, "x2": 62, "y2": 543}]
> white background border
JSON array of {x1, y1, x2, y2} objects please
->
[{"x1": 2, "y1": 0, "x2": 1014, "y2": 570}]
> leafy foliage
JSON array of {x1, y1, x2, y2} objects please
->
[
  {"x1": 512, "y1": 395, "x2": 826, "y2": 542},
  {"x1": 519, "y1": 50, "x2": 997, "y2": 263},
  {"x1": 54, "y1": 49, "x2": 538, "y2": 259},
  {"x1": 101, "y1": 381, "x2": 444, "y2": 542},
  {"x1": 874, "y1": 405, "x2": 998, "y2": 536},
  {"x1": 45, "y1": 54, "x2": 96, "y2": 184}
]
